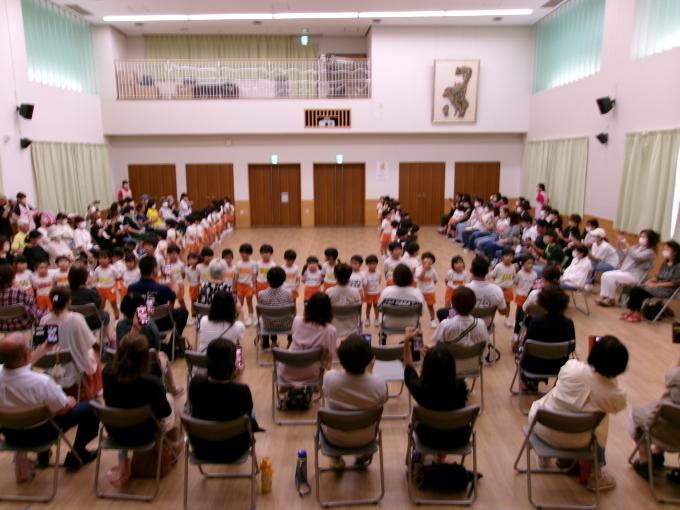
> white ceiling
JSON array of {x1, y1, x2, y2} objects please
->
[{"x1": 54, "y1": 0, "x2": 561, "y2": 36}]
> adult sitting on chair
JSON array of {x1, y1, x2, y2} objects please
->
[
  {"x1": 257, "y1": 266, "x2": 294, "y2": 349},
  {"x1": 188, "y1": 337, "x2": 263, "y2": 463},
  {"x1": 377, "y1": 264, "x2": 425, "y2": 332},
  {"x1": 102, "y1": 334, "x2": 180, "y2": 487},
  {"x1": 403, "y1": 327, "x2": 469, "y2": 450},
  {"x1": 621, "y1": 241, "x2": 680, "y2": 323},
  {"x1": 517, "y1": 287, "x2": 575, "y2": 391},
  {"x1": 586, "y1": 228, "x2": 619, "y2": 290},
  {"x1": 528, "y1": 336, "x2": 628, "y2": 491},
  {"x1": 465, "y1": 256, "x2": 507, "y2": 327},
  {"x1": 197, "y1": 290, "x2": 245, "y2": 353},
  {"x1": 629, "y1": 354, "x2": 680, "y2": 480},
  {"x1": 280, "y1": 293, "x2": 336, "y2": 386},
  {"x1": 326, "y1": 263, "x2": 361, "y2": 338},
  {"x1": 0, "y1": 332, "x2": 99, "y2": 473},
  {"x1": 68, "y1": 263, "x2": 109, "y2": 333},
  {"x1": 319, "y1": 334, "x2": 388, "y2": 470},
  {"x1": 432, "y1": 287, "x2": 488, "y2": 373},
  {"x1": 39, "y1": 287, "x2": 100, "y2": 398},
  {"x1": 0, "y1": 264, "x2": 44, "y2": 333},
  {"x1": 559, "y1": 245, "x2": 592, "y2": 290}
]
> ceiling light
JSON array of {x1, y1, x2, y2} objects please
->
[
  {"x1": 444, "y1": 9, "x2": 532, "y2": 17},
  {"x1": 359, "y1": 11, "x2": 445, "y2": 18},
  {"x1": 300, "y1": 34, "x2": 309, "y2": 45},
  {"x1": 188, "y1": 13, "x2": 273, "y2": 21},
  {"x1": 103, "y1": 14, "x2": 188, "y2": 22},
  {"x1": 272, "y1": 12, "x2": 359, "y2": 20}
]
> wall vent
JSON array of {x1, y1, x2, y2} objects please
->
[
  {"x1": 65, "y1": 4, "x2": 92, "y2": 16},
  {"x1": 305, "y1": 109, "x2": 351, "y2": 128}
]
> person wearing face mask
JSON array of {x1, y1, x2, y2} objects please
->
[
  {"x1": 455, "y1": 196, "x2": 484, "y2": 244},
  {"x1": 46, "y1": 225, "x2": 73, "y2": 265},
  {"x1": 159, "y1": 198, "x2": 177, "y2": 223},
  {"x1": 560, "y1": 245, "x2": 592, "y2": 290},
  {"x1": 73, "y1": 216, "x2": 93, "y2": 254},
  {"x1": 596, "y1": 229, "x2": 659, "y2": 307},
  {"x1": 582, "y1": 219, "x2": 600, "y2": 247},
  {"x1": 586, "y1": 228, "x2": 619, "y2": 290},
  {"x1": 622, "y1": 241, "x2": 680, "y2": 322}
]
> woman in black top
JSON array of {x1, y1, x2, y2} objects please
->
[
  {"x1": 188, "y1": 337, "x2": 262, "y2": 462},
  {"x1": 68, "y1": 263, "x2": 110, "y2": 331},
  {"x1": 402, "y1": 328, "x2": 469, "y2": 449}
]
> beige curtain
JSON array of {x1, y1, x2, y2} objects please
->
[
  {"x1": 523, "y1": 137, "x2": 588, "y2": 215},
  {"x1": 144, "y1": 35, "x2": 319, "y2": 60},
  {"x1": 32, "y1": 142, "x2": 112, "y2": 214},
  {"x1": 615, "y1": 129, "x2": 680, "y2": 238}
]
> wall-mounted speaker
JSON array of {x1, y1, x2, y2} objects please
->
[
  {"x1": 596, "y1": 133, "x2": 609, "y2": 145},
  {"x1": 17, "y1": 103, "x2": 35, "y2": 120},
  {"x1": 596, "y1": 97, "x2": 615, "y2": 114},
  {"x1": 20, "y1": 137, "x2": 32, "y2": 149}
]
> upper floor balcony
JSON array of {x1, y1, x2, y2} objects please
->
[{"x1": 114, "y1": 56, "x2": 371, "y2": 100}]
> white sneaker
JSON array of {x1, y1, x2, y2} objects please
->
[
  {"x1": 430, "y1": 319, "x2": 437, "y2": 329},
  {"x1": 584, "y1": 283, "x2": 593, "y2": 292},
  {"x1": 244, "y1": 316, "x2": 253, "y2": 327},
  {"x1": 587, "y1": 469, "x2": 617, "y2": 492},
  {"x1": 504, "y1": 319, "x2": 514, "y2": 328},
  {"x1": 187, "y1": 317, "x2": 196, "y2": 326}
]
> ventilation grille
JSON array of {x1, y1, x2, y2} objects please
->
[
  {"x1": 65, "y1": 4, "x2": 92, "y2": 16},
  {"x1": 305, "y1": 109, "x2": 351, "y2": 128}
]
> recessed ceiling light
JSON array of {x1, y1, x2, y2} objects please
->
[
  {"x1": 272, "y1": 12, "x2": 358, "y2": 20},
  {"x1": 252, "y1": 20, "x2": 262, "y2": 25},
  {"x1": 493, "y1": 17, "x2": 503, "y2": 21},
  {"x1": 103, "y1": 14, "x2": 188, "y2": 22},
  {"x1": 358, "y1": 11, "x2": 445, "y2": 19},
  {"x1": 444, "y1": 9, "x2": 532, "y2": 17}
]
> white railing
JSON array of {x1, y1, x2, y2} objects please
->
[{"x1": 115, "y1": 57, "x2": 370, "y2": 100}]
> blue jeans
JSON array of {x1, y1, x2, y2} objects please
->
[
  {"x1": 475, "y1": 233, "x2": 498, "y2": 252},
  {"x1": 455, "y1": 222, "x2": 468, "y2": 242},
  {"x1": 560, "y1": 282, "x2": 578, "y2": 291},
  {"x1": 462, "y1": 229, "x2": 482, "y2": 249},
  {"x1": 588, "y1": 262, "x2": 615, "y2": 283}
]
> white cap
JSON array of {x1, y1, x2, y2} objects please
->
[{"x1": 591, "y1": 228, "x2": 606, "y2": 238}]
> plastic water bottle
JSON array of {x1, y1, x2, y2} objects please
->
[{"x1": 295, "y1": 449, "x2": 311, "y2": 496}]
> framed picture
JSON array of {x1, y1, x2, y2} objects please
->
[{"x1": 432, "y1": 60, "x2": 480, "y2": 124}]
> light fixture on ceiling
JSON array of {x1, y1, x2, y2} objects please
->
[
  {"x1": 444, "y1": 9, "x2": 533, "y2": 16},
  {"x1": 358, "y1": 11, "x2": 445, "y2": 18},
  {"x1": 273, "y1": 12, "x2": 358, "y2": 20},
  {"x1": 300, "y1": 28, "x2": 309, "y2": 46},
  {"x1": 103, "y1": 14, "x2": 188, "y2": 22},
  {"x1": 188, "y1": 13, "x2": 273, "y2": 21}
]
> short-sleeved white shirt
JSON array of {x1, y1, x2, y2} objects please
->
[{"x1": 0, "y1": 365, "x2": 69, "y2": 414}]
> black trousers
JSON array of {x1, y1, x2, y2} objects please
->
[{"x1": 628, "y1": 286, "x2": 653, "y2": 312}]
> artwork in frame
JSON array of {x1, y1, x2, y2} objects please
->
[{"x1": 432, "y1": 60, "x2": 480, "y2": 124}]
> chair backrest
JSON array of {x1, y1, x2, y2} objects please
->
[
  {"x1": 331, "y1": 304, "x2": 362, "y2": 319},
  {"x1": 317, "y1": 406, "x2": 383, "y2": 434},
  {"x1": 68, "y1": 303, "x2": 99, "y2": 319},
  {"x1": 650, "y1": 402, "x2": 680, "y2": 448},
  {"x1": 0, "y1": 304, "x2": 28, "y2": 321},
  {"x1": 192, "y1": 302, "x2": 211, "y2": 318},
  {"x1": 91, "y1": 401, "x2": 156, "y2": 430},
  {"x1": 533, "y1": 409, "x2": 604, "y2": 434},
  {"x1": 471, "y1": 306, "x2": 496, "y2": 322},
  {"x1": 32, "y1": 349, "x2": 74, "y2": 370},
  {"x1": 256, "y1": 304, "x2": 296, "y2": 320},
  {"x1": 181, "y1": 414, "x2": 252, "y2": 442},
  {"x1": 151, "y1": 303, "x2": 173, "y2": 323},
  {"x1": 185, "y1": 350, "x2": 208, "y2": 372},
  {"x1": 412, "y1": 404, "x2": 480, "y2": 432},
  {"x1": 521, "y1": 340, "x2": 575, "y2": 362},
  {"x1": 0, "y1": 406, "x2": 52, "y2": 430},
  {"x1": 371, "y1": 344, "x2": 404, "y2": 362},
  {"x1": 272, "y1": 347, "x2": 323, "y2": 368},
  {"x1": 443, "y1": 341, "x2": 486, "y2": 362},
  {"x1": 379, "y1": 303, "x2": 422, "y2": 318}
]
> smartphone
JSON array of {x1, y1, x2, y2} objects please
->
[
  {"x1": 448, "y1": 308, "x2": 457, "y2": 319},
  {"x1": 46, "y1": 325, "x2": 59, "y2": 345},
  {"x1": 33, "y1": 325, "x2": 59, "y2": 346},
  {"x1": 136, "y1": 305, "x2": 149, "y2": 325},
  {"x1": 412, "y1": 333, "x2": 424, "y2": 352},
  {"x1": 362, "y1": 334, "x2": 372, "y2": 345},
  {"x1": 145, "y1": 295, "x2": 156, "y2": 316},
  {"x1": 236, "y1": 345, "x2": 243, "y2": 370}
]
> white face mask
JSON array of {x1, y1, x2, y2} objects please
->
[
  {"x1": 585, "y1": 226, "x2": 592, "y2": 232},
  {"x1": 78, "y1": 222, "x2": 86, "y2": 229},
  {"x1": 60, "y1": 219, "x2": 68, "y2": 226},
  {"x1": 96, "y1": 219, "x2": 103, "y2": 226},
  {"x1": 474, "y1": 202, "x2": 481, "y2": 208},
  {"x1": 539, "y1": 210, "x2": 547, "y2": 219},
  {"x1": 639, "y1": 236, "x2": 647, "y2": 246},
  {"x1": 663, "y1": 249, "x2": 671, "y2": 259},
  {"x1": 162, "y1": 202, "x2": 169, "y2": 208}
]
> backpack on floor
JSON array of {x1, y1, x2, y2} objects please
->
[
  {"x1": 416, "y1": 462, "x2": 479, "y2": 493},
  {"x1": 283, "y1": 387, "x2": 313, "y2": 411}
]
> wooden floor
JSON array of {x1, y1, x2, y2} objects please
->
[{"x1": 2, "y1": 226, "x2": 679, "y2": 509}]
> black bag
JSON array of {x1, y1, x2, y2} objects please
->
[
  {"x1": 284, "y1": 387, "x2": 313, "y2": 411},
  {"x1": 642, "y1": 302, "x2": 663, "y2": 321},
  {"x1": 416, "y1": 462, "x2": 479, "y2": 493}
]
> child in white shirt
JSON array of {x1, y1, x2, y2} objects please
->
[
  {"x1": 196, "y1": 247, "x2": 213, "y2": 284},
  {"x1": 302, "y1": 255, "x2": 323, "y2": 302},
  {"x1": 416, "y1": 252, "x2": 438, "y2": 328},
  {"x1": 13, "y1": 257, "x2": 33, "y2": 295},
  {"x1": 235, "y1": 243, "x2": 257, "y2": 325},
  {"x1": 363, "y1": 255, "x2": 382, "y2": 326},
  {"x1": 321, "y1": 247, "x2": 339, "y2": 291},
  {"x1": 256, "y1": 244, "x2": 276, "y2": 294},
  {"x1": 444, "y1": 256, "x2": 469, "y2": 308},
  {"x1": 383, "y1": 242, "x2": 403, "y2": 286},
  {"x1": 349, "y1": 255, "x2": 365, "y2": 296},
  {"x1": 32, "y1": 260, "x2": 54, "y2": 311},
  {"x1": 53, "y1": 255, "x2": 71, "y2": 287},
  {"x1": 121, "y1": 254, "x2": 141, "y2": 299},
  {"x1": 164, "y1": 244, "x2": 186, "y2": 308},
  {"x1": 283, "y1": 249, "x2": 300, "y2": 301},
  {"x1": 186, "y1": 253, "x2": 200, "y2": 325},
  {"x1": 94, "y1": 250, "x2": 120, "y2": 320},
  {"x1": 490, "y1": 249, "x2": 517, "y2": 327},
  {"x1": 222, "y1": 248, "x2": 236, "y2": 292}
]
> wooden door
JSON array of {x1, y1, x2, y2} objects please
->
[
  {"x1": 398, "y1": 162, "x2": 445, "y2": 225},
  {"x1": 313, "y1": 163, "x2": 365, "y2": 225},
  {"x1": 185, "y1": 163, "x2": 234, "y2": 210},
  {"x1": 127, "y1": 164, "x2": 177, "y2": 200},
  {"x1": 454, "y1": 162, "x2": 501, "y2": 202},
  {"x1": 248, "y1": 164, "x2": 301, "y2": 226}
]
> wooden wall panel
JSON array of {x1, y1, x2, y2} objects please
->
[
  {"x1": 313, "y1": 163, "x2": 365, "y2": 226},
  {"x1": 185, "y1": 163, "x2": 234, "y2": 210},
  {"x1": 248, "y1": 164, "x2": 301, "y2": 227},
  {"x1": 398, "y1": 162, "x2": 445, "y2": 225},
  {"x1": 127, "y1": 164, "x2": 177, "y2": 200},
  {"x1": 454, "y1": 162, "x2": 501, "y2": 202}
]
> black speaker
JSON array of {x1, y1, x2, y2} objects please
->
[
  {"x1": 596, "y1": 133, "x2": 609, "y2": 145},
  {"x1": 596, "y1": 97, "x2": 615, "y2": 114},
  {"x1": 17, "y1": 103, "x2": 34, "y2": 120},
  {"x1": 20, "y1": 138, "x2": 32, "y2": 149}
]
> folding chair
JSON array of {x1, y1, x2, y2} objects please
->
[
  {"x1": 32, "y1": 349, "x2": 82, "y2": 401},
  {"x1": 0, "y1": 407, "x2": 74, "y2": 503},
  {"x1": 471, "y1": 307, "x2": 499, "y2": 364},
  {"x1": 91, "y1": 402, "x2": 167, "y2": 501},
  {"x1": 371, "y1": 344, "x2": 411, "y2": 419},
  {"x1": 69, "y1": 303, "x2": 105, "y2": 354},
  {"x1": 331, "y1": 303, "x2": 363, "y2": 338},
  {"x1": 314, "y1": 406, "x2": 385, "y2": 507},
  {"x1": 184, "y1": 350, "x2": 208, "y2": 388},
  {"x1": 514, "y1": 409, "x2": 605, "y2": 510},
  {"x1": 628, "y1": 402, "x2": 680, "y2": 504},
  {"x1": 191, "y1": 302, "x2": 211, "y2": 348},
  {"x1": 445, "y1": 342, "x2": 486, "y2": 412},
  {"x1": 568, "y1": 288, "x2": 590, "y2": 316},
  {"x1": 271, "y1": 347, "x2": 324, "y2": 425},
  {"x1": 406, "y1": 405, "x2": 481, "y2": 506},
  {"x1": 647, "y1": 287, "x2": 680, "y2": 323},
  {"x1": 510, "y1": 340, "x2": 575, "y2": 415},
  {"x1": 378, "y1": 303, "x2": 422, "y2": 345},
  {"x1": 255, "y1": 304, "x2": 296, "y2": 367},
  {"x1": 0, "y1": 303, "x2": 31, "y2": 332},
  {"x1": 181, "y1": 414, "x2": 258, "y2": 510},
  {"x1": 151, "y1": 304, "x2": 177, "y2": 361}
]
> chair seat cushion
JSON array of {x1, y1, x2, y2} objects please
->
[
  {"x1": 319, "y1": 432, "x2": 378, "y2": 457},
  {"x1": 101, "y1": 435, "x2": 157, "y2": 452},
  {"x1": 413, "y1": 432, "x2": 472, "y2": 456},
  {"x1": 373, "y1": 360, "x2": 404, "y2": 382},
  {"x1": 523, "y1": 426, "x2": 593, "y2": 460},
  {"x1": 0, "y1": 438, "x2": 57, "y2": 453}
]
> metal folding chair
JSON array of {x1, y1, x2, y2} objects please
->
[
  {"x1": 514, "y1": 409, "x2": 605, "y2": 510},
  {"x1": 567, "y1": 288, "x2": 591, "y2": 316},
  {"x1": 255, "y1": 304, "x2": 295, "y2": 367},
  {"x1": 371, "y1": 344, "x2": 411, "y2": 419},
  {"x1": 378, "y1": 303, "x2": 422, "y2": 345},
  {"x1": 331, "y1": 303, "x2": 363, "y2": 338},
  {"x1": 271, "y1": 347, "x2": 324, "y2": 425},
  {"x1": 647, "y1": 287, "x2": 680, "y2": 323},
  {"x1": 91, "y1": 402, "x2": 166, "y2": 501},
  {"x1": 406, "y1": 405, "x2": 481, "y2": 506},
  {"x1": 510, "y1": 340, "x2": 575, "y2": 415},
  {"x1": 445, "y1": 342, "x2": 486, "y2": 412},
  {"x1": 191, "y1": 302, "x2": 211, "y2": 348},
  {"x1": 471, "y1": 306, "x2": 499, "y2": 364},
  {"x1": 184, "y1": 350, "x2": 208, "y2": 388},
  {"x1": 32, "y1": 349, "x2": 82, "y2": 401},
  {"x1": 69, "y1": 303, "x2": 105, "y2": 355},
  {"x1": 0, "y1": 303, "x2": 31, "y2": 332},
  {"x1": 151, "y1": 303, "x2": 177, "y2": 361},
  {"x1": 628, "y1": 402, "x2": 680, "y2": 504},
  {"x1": 0, "y1": 406, "x2": 74, "y2": 503},
  {"x1": 314, "y1": 406, "x2": 385, "y2": 507},
  {"x1": 181, "y1": 414, "x2": 258, "y2": 510}
]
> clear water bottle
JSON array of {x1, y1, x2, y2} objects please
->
[{"x1": 295, "y1": 449, "x2": 311, "y2": 496}]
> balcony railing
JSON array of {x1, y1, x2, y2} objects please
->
[{"x1": 115, "y1": 57, "x2": 371, "y2": 100}]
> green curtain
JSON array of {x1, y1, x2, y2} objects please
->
[
  {"x1": 144, "y1": 35, "x2": 319, "y2": 60},
  {"x1": 523, "y1": 137, "x2": 589, "y2": 215},
  {"x1": 21, "y1": 0, "x2": 97, "y2": 94},
  {"x1": 533, "y1": 0, "x2": 605, "y2": 92},
  {"x1": 615, "y1": 129, "x2": 680, "y2": 239},
  {"x1": 635, "y1": 0, "x2": 680, "y2": 58},
  {"x1": 32, "y1": 142, "x2": 112, "y2": 214}
]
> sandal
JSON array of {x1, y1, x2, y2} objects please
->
[
  {"x1": 626, "y1": 314, "x2": 642, "y2": 323},
  {"x1": 106, "y1": 460, "x2": 131, "y2": 488},
  {"x1": 619, "y1": 313, "x2": 632, "y2": 321}
]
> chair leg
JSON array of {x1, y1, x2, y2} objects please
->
[
  {"x1": 314, "y1": 435, "x2": 322, "y2": 507},
  {"x1": 509, "y1": 366, "x2": 519, "y2": 395},
  {"x1": 94, "y1": 429, "x2": 104, "y2": 497},
  {"x1": 377, "y1": 431, "x2": 385, "y2": 503},
  {"x1": 183, "y1": 442, "x2": 189, "y2": 510}
]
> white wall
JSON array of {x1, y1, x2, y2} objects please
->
[
  {"x1": 527, "y1": 0, "x2": 680, "y2": 220},
  {"x1": 107, "y1": 133, "x2": 525, "y2": 202},
  {"x1": 0, "y1": 0, "x2": 105, "y2": 200}
]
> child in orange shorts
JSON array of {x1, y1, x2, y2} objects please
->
[
  {"x1": 302, "y1": 256, "x2": 323, "y2": 302},
  {"x1": 416, "y1": 252, "x2": 439, "y2": 328},
  {"x1": 120, "y1": 253, "x2": 141, "y2": 300},
  {"x1": 94, "y1": 250, "x2": 120, "y2": 320},
  {"x1": 236, "y1": 243, "x2": 257, "y2": 326},
  {"x1": 256, "y1": 244, "x2": 276, "y2": 294},
  {"x1": 283, "y1": 249, "x2": 300, "y2": 302},
  {"x1": 490, "y1": 249, "x2": 517, "y2": 328},
  {"x1": 444, "y1": 256, "x2": 469, "y2": 308},
  {"x1": 363, "y1": 255, "x2": 382, "y2": 327},
  {"x1": 32, "y1": 261, "x2": 54, "y2": 311}
]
